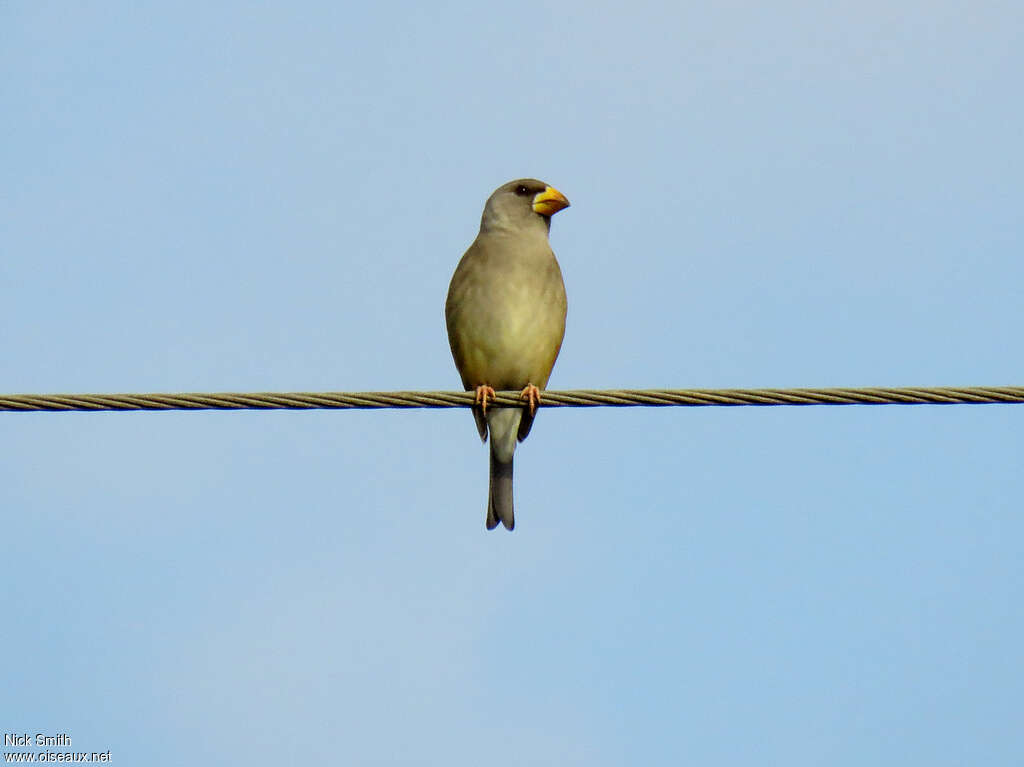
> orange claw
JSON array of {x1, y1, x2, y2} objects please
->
[
  {"x1": 474, "y1": 385, "x2": 496, "y2": 415},
  {"x1": 520, "y1": 384, "x2": 541, "y2": 416}
]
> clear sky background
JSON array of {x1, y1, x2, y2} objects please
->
[{"x1": 3, "y1": 2, "x2": 1022, "y2": 764}]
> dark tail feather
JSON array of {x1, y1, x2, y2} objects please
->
[{"x1": 486, "y1": 447, "x2": 514, "y2": 531}]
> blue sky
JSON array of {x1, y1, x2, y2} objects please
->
[{"x1": 3, "y1": 2, "x2": 1022, "y2": 764}]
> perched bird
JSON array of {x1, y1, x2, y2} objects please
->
[{"x1": 445, "y1": 179, "x2": 570, "y2": 530}]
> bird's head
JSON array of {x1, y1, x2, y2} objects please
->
[{"x1": 479, "y1": 178, "x2": 570, "y2": 235}]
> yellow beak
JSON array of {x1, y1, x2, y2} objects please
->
[{"x1": 532, "y1": 186, "x2": 570, "y2": 217}]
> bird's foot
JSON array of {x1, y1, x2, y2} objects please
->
[
  {"x1": 474, "y1": 385, "x2": 496, "y2": 414},
  {"x1": 520, "y1": 384, "x2": 542, "y2": 416}
]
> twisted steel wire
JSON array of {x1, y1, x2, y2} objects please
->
[{"x1": 1, "y1": 386, "x2": 1023, "y2": 413}]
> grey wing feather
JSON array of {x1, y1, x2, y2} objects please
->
[
  {"x1": 472, "y1": 407, "x2": 488, "y2": 442},
  {"x1": 517, "y1": 410, "x2": 535, "y2": 441}
]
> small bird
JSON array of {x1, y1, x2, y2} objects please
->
[{"x1": 445, "y1": 179, "x2": 570, "y2": 530}]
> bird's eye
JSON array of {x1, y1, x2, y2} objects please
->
[{"x1": 515, "y1": 185, "x2": 530, "y2": 196}]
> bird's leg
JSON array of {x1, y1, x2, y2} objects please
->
[
  {"x1": 474, "y1": 384, "x2": 496, "y2": 415},
  {"x1": 520, "y1": 384, "x2": 542, "y2": 417}
]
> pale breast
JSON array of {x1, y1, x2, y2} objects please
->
[{"x1": 446, "y1": 237, "x2": 567, "y2": 391}]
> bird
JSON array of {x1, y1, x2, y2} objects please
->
[{"x1": 445, "y1": 178, "x2": 570, "y2": 531}]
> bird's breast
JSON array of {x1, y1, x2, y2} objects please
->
[{"x1": 446, "y1": 245, "x2": 567, "y2": 391}]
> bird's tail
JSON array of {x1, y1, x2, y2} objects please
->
[
  {"x1": 487, "y1": 447, "x2": 514, "y2": 530},
  {"x1": 485, "y1": 408, "x2": 521, "y2": 531}
]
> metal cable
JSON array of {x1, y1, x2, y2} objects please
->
[{"x1": 2, "y1": 386, "x2": 1023, "y2": 412}]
